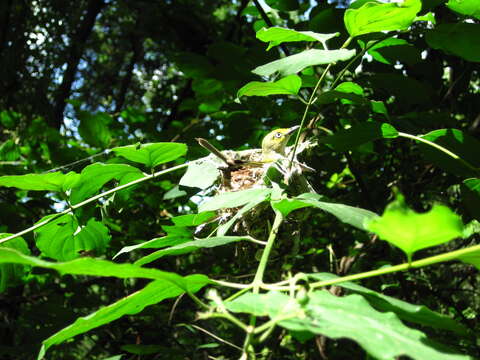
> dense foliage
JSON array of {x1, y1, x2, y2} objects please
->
[{"x1": 1, "y1": 0, "x2": 479, "y2": 359}]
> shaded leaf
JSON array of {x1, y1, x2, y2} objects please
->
[
  {"x1": 426, "y1": 23, "x2": 480, "y2": 62},
  {"x1": 171, "y1": 211, "x2": 217, "y2": 227},
  {"x1": 308, "y1": 273, "x2": 468, "y2": 335},
  {"x1": 179, "y1": 159, "x2": 220, "y2": 190},
  {"x1": 35, "y1": 215, "x2": 111, "y2": 261},
  {"x1": 0, "y1": 247, "x2": 210, "y2": 290},
  {"x1": 226, "y1": 291, "x2": 470, "y2": 360},
  {"x1": 319, "y1": 122, "x2": 398, "y2": 152}
]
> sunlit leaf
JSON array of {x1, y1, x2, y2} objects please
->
[
  {"x1": 135, "y1": 236, "x2": 252, "y2": 266},
  {"x1": 38, "y1": 276, "x2": 208, "y2": 359},
  {"x1": 256, "y1": 27, "x2": 338, "y2": 50},
  {"x1": 112, "y1": 142, "x2": 187, "y2": 168},
  {"x1": 0, "y1": 171, "x2": 80, "y2": 192},
  {"x1": 419, "y1": 128, "x2": 480, "y2": 178},
  {"x1": 69, "y1": 163, "x2": 143, "y2": 204},
  {"x1": 367, "y1": 194, "x2": 464, "y2": 259},
  {"x1": 271, "y1": 193, "x2": 378, "y2": 230},
  {"x1": 344, "y1": 0, "x2": 422, "y2": 38},
  {"x1": 446, "y1": 0, "x2": 480, "y2": 20},
  {"x1": 225, "y1": 291, "x2": 470, "y2": 360},
  {"x1": 237, "y1": 75, "x2": 302, "y2": 98},
  {"x1": 252, "y1": 49, "x2": 356, "y2": 76},
  {"x1": 78, "y1": 111, "x2": 112, "y2": 148},
  {"x1": 199, "y1": 188, "x2": 271, "y2": 212},
  {"x1": 171, "y1": 211, "x2": 217, "y2": 226}
]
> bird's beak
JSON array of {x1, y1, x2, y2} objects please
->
[{"x1": 287, "y1": 125, "x2": 300, "y2": 135}]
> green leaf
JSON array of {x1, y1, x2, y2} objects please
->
[
  {"x1": 35, "y1": 215, "x2": 111, "y2": 261},
  {"x1": 318, "y1": 81, "x2": 366, "y2": 105},
  {"x1": 163, "y1": 185, "x2": 187, "y2": 200},
  {"x1": 78, "y1": 111, "x2": 112, "y2": 148},
  {"x1": 0, "y1": 171, "x2": 80, "y2": 192},
  {"x1": 121, "y1": 344, "x2": 163, "y2": 355},
  {"x1": 344, "y1": 0, "x2": 422, "y2": 38},
  {"x1": 426, "y1": 23, "x2": 480, "y2": 62},
  {"x1": 308, "y1": 273, "x2": 468, "y2": 335},
  {"x1": 0, "y1": 247, "x2": 210, "y2": 291},
  {"x1": 237, "y1": 75, "x2": 302, "y2": 98},
  {"x1": 199, "y1": 188, "x2": 271, "y2": 212},
  {"x1": 457, "y1": 249, "x2": 480, "y2": 270},
  {"x1": 171, "y1": 211, "x2": 217, "y2": 227},
  {"x1": 319, "y1": 122, "x2": 398, "y2": 152},
  {"x1": 112, "y1": 142, "x2": 187, "y2": 168},
  {"x1": 113, "y1": 226, "x2": 193, "y2": 259},
  {"x1": 0, "y1": 139, "x2": 21, "y2": 161},
  {"x1": 335, "y1": 81, "x2": 364, "y2": 96},
  {"x1": 419, "y1": 129, "x2": 480, "y2": 178},
  {"x1": 192, "y1": 78, "x2": 223, "y2": 95},
  {"x1": 461, "y1": 178, "x2": 480, "y2": 221},
  {"x1": 179, "y1": 159, "x2": 220, "y2": 190},
  {"x1": 38, "y1": 277, "x2": 207, "y2": 359},
  {"x1": 447, "y1": 0, "x2": 480, "y2": 20},
  {"x1": 256, "y1": 27, "x2": 338, "y2": 50},
  {"x1": 70, "y1": 163, "x2": 143, "y2": 204},
  {"x1": 217, "y1": 196, "x2": 267, "y2": 236},
  {"x1": 225, "y1": 291, "x2": 470, "y2": 360},
  {"x1": 271, "y1": 193, "x2": 378, "y2": 230},
  {"x1": 135, "y1": 236, "x2": 251, "y2": 266},
  {"x1": 367, "y1": 194, "x2": 464, "y2": 259},
  {"x1": 366, "y1": 38, "x2": 421, "y2": 66},
  {"x1": 0, "y1": 234, "x2": 30, "y2": 293},
  {"x1": 252, "y1": 49, "x2": 356, "y2": 77}
]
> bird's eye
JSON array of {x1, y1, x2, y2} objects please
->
[{"x1": 274, "y1": 132, "x2": 282, "y2": 138}]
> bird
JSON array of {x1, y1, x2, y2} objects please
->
[
  {"x1": 196, "y1": 125, "x2": 300, "y2": 166},
  {"x1": 260, "y1": 125, "x2": 300, "y2": 163},
  {"x1": 195, "y1": 125, "x2": 314, "y2": 193}
]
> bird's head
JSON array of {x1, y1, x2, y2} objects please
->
[{"x1": 261, "y1": 125, "x2": 299, "y2": 161}]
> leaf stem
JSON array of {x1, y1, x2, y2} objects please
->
[
  {"x1": 260, "y1": 243, "x2": 480, "y2": 291},
  {"x1": 289, "y1": 36, "x2": 353, "y2": 169},
  {"x1": 397, "y1": 132, "x2": 479, "y2": 174},
  {"x1": 241, "y1": 210, "x2": 284, "y2": 358}
]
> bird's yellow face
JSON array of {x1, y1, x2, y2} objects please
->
[{"x1": 261, "y1": 125, "x2": 299, "y2": 161}]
